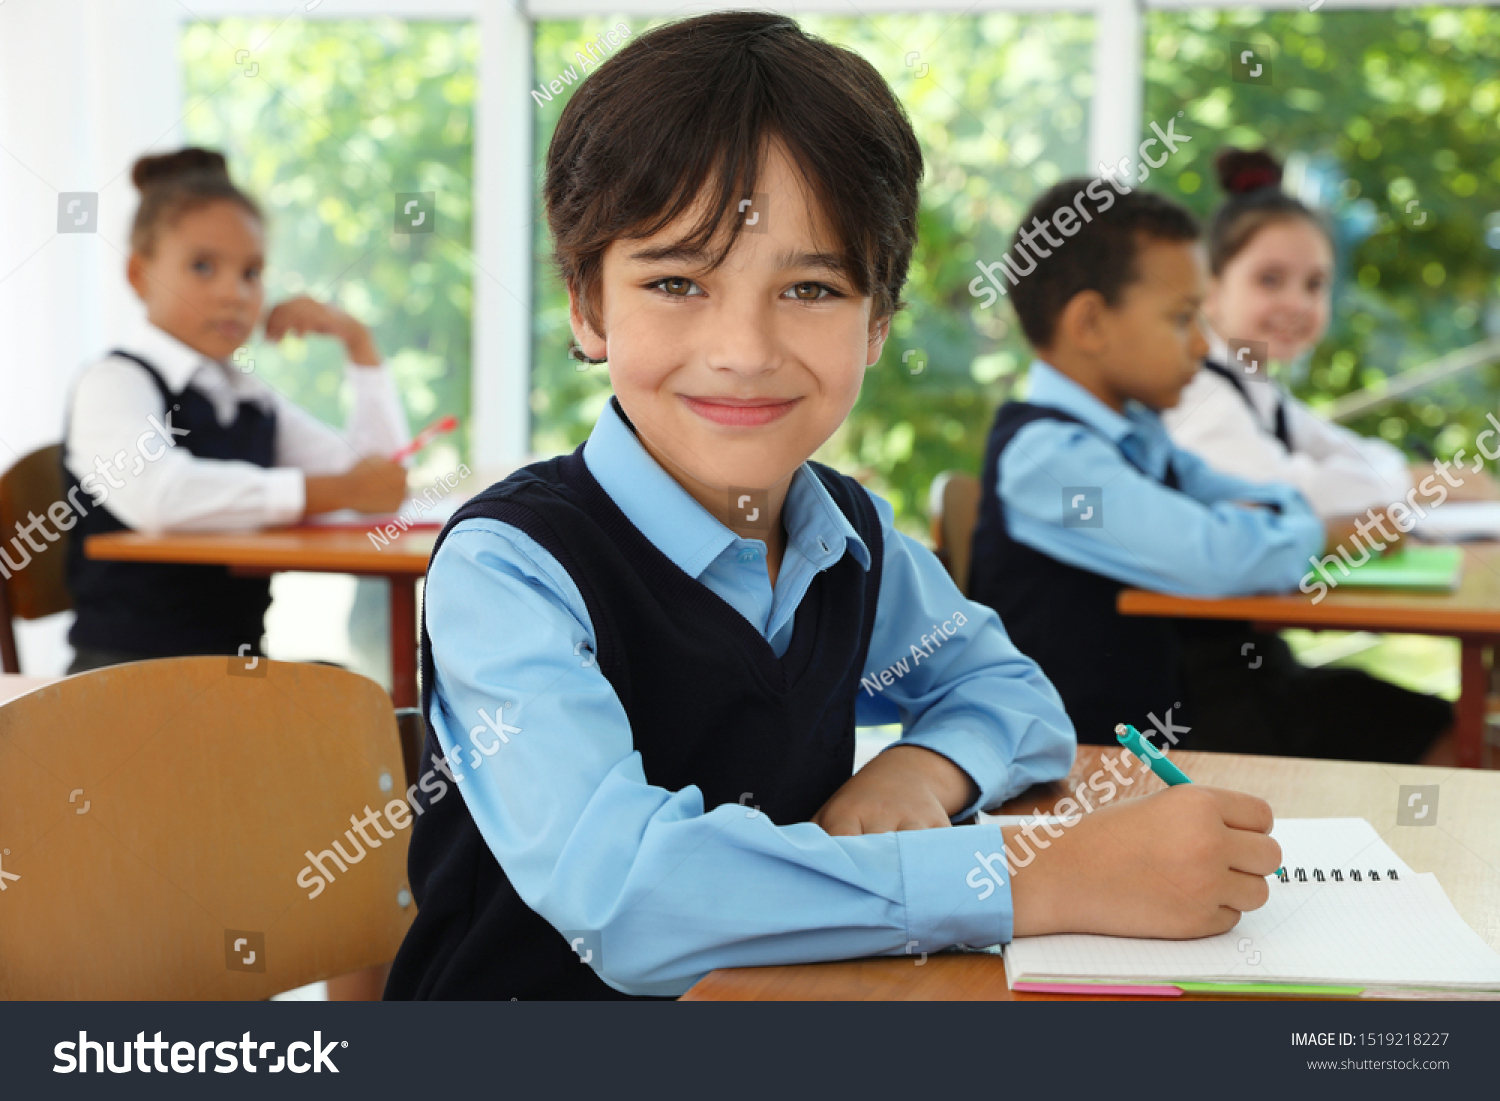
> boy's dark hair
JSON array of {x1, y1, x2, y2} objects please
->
[
  {"x1": 1007, "y1": 179, "x2": 1199, "y2": 350},
  {"x1": 129, "y1": 147, "x2": 263, "y2": 257},
  {"x1": 543, "y1": 12, "x2": 923, "y2": 360},
  {"x1": 1207, "y1": 147, "x2": 1332, "y2": 275}
]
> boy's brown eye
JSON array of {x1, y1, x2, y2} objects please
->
[
  {"x1": 790, "y1": 282, "x2": 827, "y2": 300},
  {"x1": 662, "y1": 277, "x2": 692, "y2": 295}
]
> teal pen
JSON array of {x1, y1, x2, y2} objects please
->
[{"x1": 1114, "y1": 723, "x2": 1194, "y2": 785}]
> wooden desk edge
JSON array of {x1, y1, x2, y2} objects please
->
[
  {"x1": 83, "y1": 531, "x2": 433, "y2": 575},
  {"x1": 683, "y1": 748, "x2": 1500, "y2": 1001},
  {"x1": 1117, "y1": 588, "x2": 1500, "y2": 636}
]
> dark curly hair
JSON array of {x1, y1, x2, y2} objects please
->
[{"x1": 1006, "y1": 179, "x2": 1201, "y2": 351}]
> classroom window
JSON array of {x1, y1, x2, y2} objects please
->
[
  {"x1": 529, "y1": 13, "x2": 1095, "y2": 530},
  {"x1": 1144, "y1": 6, "x2": 1500, "y2": 461},
  {"x1": 181, "y1": 18, "x2": 477, "y2": 482}
]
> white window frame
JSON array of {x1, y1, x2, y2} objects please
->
[{"x1": 178, "y1": 0, "x2": 1416, "y2": 476}]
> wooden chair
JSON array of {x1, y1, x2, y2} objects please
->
[
  {"x1": 928, "y1": 471, "x2": 981, "y2": 595},
  {"x1": 0, "y1": 657, "x2": 417, "y2": 999},
  {"x1": 0, "y1": 445, "x2": 72, "y2": 673}
]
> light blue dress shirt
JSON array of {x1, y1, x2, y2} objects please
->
[
  {"x1": 999, "y1": 360, "x2": 1326, "y2": 594},
  {"x1": 422, "y1": 399, "x2": 1075, "y2": 996}
]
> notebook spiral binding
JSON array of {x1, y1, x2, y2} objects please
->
[{"x1": 1275, "y1": 866, "x2": 1400, "y2": 884}]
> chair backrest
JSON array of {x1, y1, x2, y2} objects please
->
[
  {"x1": 928, "y1": 471, "x2": 982, "y2": 595},
  {"x1": 0, "y1": 444, "x2": 72, "y2": 621},
  {"x1": 0, "y1": 658, "x2": 416, "y2": 999},
  {"x1": 394, "y1": 707, "x2": 427, "y2": 795},
  {"x1": 0, "y1": 445, "x2": 71, "y2": 672}
]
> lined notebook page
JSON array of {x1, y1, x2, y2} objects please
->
[{"x1": 1004, "y1": 819, "x2": 1500, "y2": 989}]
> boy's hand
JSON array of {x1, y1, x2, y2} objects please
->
[
  {"x1": 264, "y1": 295, "x2": 381, "y2": 366},
  {"x1": 812, "y1": 745, "x2": 977, "y2": 836},
  {"x1": 1010, "y1": 785, "x2": 1281, "y2": 939},
  {"x1": 304, "y1": 457, "x2": 407, "y2": 516}
]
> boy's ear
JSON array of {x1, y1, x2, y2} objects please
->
[
  {"x1": 1055, "y1": 290, "x2": 1109, "y2": 357},
  {"x1": 865, "y1": 314, "x2": 892, "y2": 367},
  {"x1": 566, "y1": 282, "x2": 608, "y2": 360}
]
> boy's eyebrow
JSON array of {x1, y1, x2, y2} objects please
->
[{"x1": 624, "y1": 243, "x2": 849, "y2": 275}]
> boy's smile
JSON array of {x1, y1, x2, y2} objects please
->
[
  {"x1": 567, "y1": 139, "x2": 890, "y2": 545},
  {"x1": 679, "y1": 393, "x2": 802, "y2": 429}
]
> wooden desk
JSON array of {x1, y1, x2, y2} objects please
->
[
  {"x1": 0, "y1": 674, "x2": 57, "y2": 707},
  {"x1": 1117, "y1": 543, "x2": 1500, "y2": 769},
  {"x1": 683, "y1": 745, "x2": 1500, "y2": 1000},
  {"x1": 84, "y1": 528, "x2": 436, "y2": 708}
]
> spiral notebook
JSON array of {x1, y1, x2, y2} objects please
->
[{"x1": 1002, "y1": 818, "x2": 1500, "y2": 997}]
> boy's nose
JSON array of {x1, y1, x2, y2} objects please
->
[{"x1": 704, "y1": 304, "x2": 780, "y2": 377}]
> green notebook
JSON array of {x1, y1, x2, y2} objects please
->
[{"x1": 1335, "y1": 545, "x2": 1462, "y2": 590}]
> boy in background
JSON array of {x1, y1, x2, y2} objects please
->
[{"x1": 967, "y1": 181, "x2": 1451, "y2": 763}]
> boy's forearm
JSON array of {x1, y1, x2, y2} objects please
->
[{"x1": 880, "y1": 744, "x2": 978, "y2": 817}]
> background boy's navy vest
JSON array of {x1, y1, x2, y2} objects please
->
[
  {"x1": 64, "y1": 350, "x2": 277, "y2": 656},
  {"x1": 384, "y1": 436, "x2": 885, "y2": 1000},
  {"x1": 968, "y1": 402, "x2": 1197, "y2": 744}
]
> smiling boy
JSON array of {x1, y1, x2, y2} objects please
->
[{"x1": 384, "y1": 13, "x2": 1281, "y2": 1001}]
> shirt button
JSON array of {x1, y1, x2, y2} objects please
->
[{"x1": 737, "y1": 547, "x2": 761, "y2": 564}]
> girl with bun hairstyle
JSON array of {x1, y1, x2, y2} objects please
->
[
  {"x1": 62, "y1": 147, "x2": 411, "y2": 673},
  {"x1": 1163, "y1": 146, "x2": 1454, "y2": 766},
  {"x1": 1163, "y1": 146, "x2": 1424, "y2": 517}
]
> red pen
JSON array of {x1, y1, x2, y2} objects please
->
[{"x1": 391, "y1": 415, "x2": 459, "y2": 463}]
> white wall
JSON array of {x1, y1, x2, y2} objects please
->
[{"x1": 0, "y1": 0, "x2": 182, "y2": 672}]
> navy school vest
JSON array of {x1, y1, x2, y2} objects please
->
[
  {"x1": 63, "y1": 350, "x2": 277, "y2": 655},
  {"x1": 967, "y1": 401, "x2": 1250, "y2": 745},
  {"x1": 1202, "y1": 358, "x2": 1291, "y2": 449},
  {"x1": 384, "y1": 432, "x2": 885, "y2": 1000}
]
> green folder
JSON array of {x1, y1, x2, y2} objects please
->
[{"x1": 1334, "y1": 545, "x2": 1462, "y2": 591}]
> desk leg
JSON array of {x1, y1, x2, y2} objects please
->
[
  {"x1": 1457, "y1": 639, "x2": 1488, "y2": 769},
  {"x1": 389, "y1": 576, "x2": 418, "y2": 710}
]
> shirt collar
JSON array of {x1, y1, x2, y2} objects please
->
[
  {"x1": 1024, "y1": 358, "x2": 1173, "y2": 477},
  {"x1": 1205, "y1": 329, "x2": 1233, "y2": 368},
  {"x1": 581, "y1": 397, "x2": 870, "y2": 580},
  {"x1": 1024, "y1": 358, "x2": 1145, "y2": 444},
  {"x1": 124, "y1": 318, "x2": 222, "y2": 394}
]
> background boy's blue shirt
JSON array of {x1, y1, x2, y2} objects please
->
[
  {"x1": 423, "y1": 400, "x2": 1074, "y2": 996},
  {"x1": 999, "y1": 360, "x2": 1327, "y2": 595}
]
